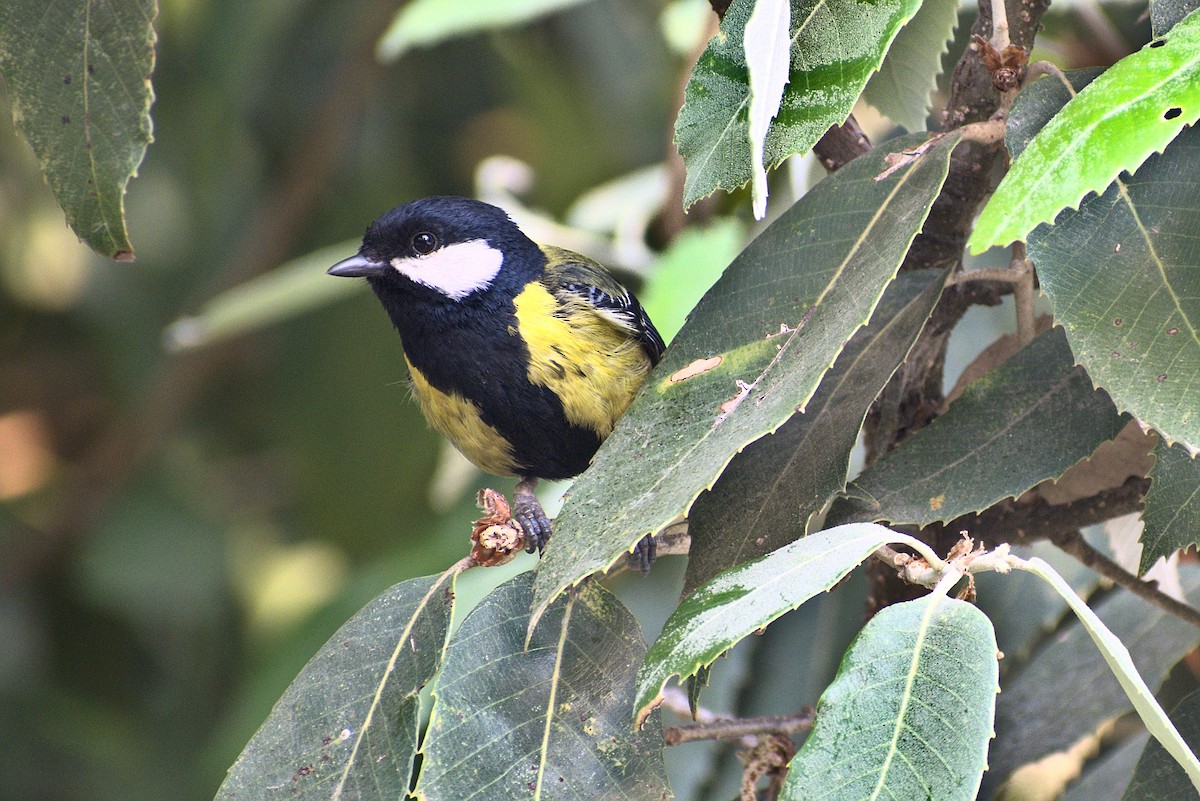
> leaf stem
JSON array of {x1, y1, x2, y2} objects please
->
[
  {"x1": 990, "y1": 0, "x2": 1011, "y2": 51},
  {"x1": 1024, "y1": 59, "x2": 1070, "y2": 88},
  {"x1": 945, "y1": 267, "x2": 1027, "y2": 285},
  {"x1": 663, "y1": 711, "x2": 814, "y2": 745},
  {"x1": 1011, "y1": 243, "x2": 1037, "y2": 346}
]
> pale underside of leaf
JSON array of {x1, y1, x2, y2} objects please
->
[
  {"x1": 981, "y1": 567, "x2": 1200, "y2": 795},
  {"x1": 1122, "y1": 689, "x2": 1200, "y2": 799},
  {"x1": 861, "y1": 0, "x2": 960, "y2": 131},
  {"x1": 676, "y1": 0, "x2": 923, "y2": 207},
  {"x1": 635, "y1": 524, "x2": 934, "y2": 726},
  {"x1": 1014, "y1": 558, "x2": 1200, "y2": 792},
  {"x1": 745, "y1": 0, "x2": 792, "y2": 219}
]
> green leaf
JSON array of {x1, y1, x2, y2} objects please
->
[
  {"x1": 215, "y1": 570, "x2": 457, "y2": 801},
  {"x1": 163, "y1": 240, "x2": 364, "y2": 352},
  {"x1": 635, "y1": 523, "x2": 934, "y2": 725},
  {"x1": 1016, "y1": 71, "x2": 1200, "y2": 452},
  {"x1": 969, "y1": 10, "x2": 1200, "y2": 252},
  {"x1": 1014, "y1": 557, "x2": 1200, "y2": 792},
  {"x1": 980, "y1": 566, "x2": 1200, "y2": 796},
  {"x1": 1123, "y1": 689, "x2": 1200, "y2": 800},
  {"x1": 1139, "y1": 439, "x2": 1200, "y2": 574},
  {"x1": 744, "y1": 0, "x2": 791, "y2": 219},
  {"x1": 0, "y1": 0, "x2": 156, "y2": 260},
  {"x1": 675, "y1": 0, "x2": 923, "y2": 207},
  {"x1": 415, "y1": 573, "x2": 669, "y2": 801},
  {"x1": 377, "y1": 0, "x2": 595, "y2": 61},
  {"x1": 779, "y1": 595, "x2": 999, "y2": 801},
  {"x1": 683, "y1": 268, "x2": 948, "y2": 596},
  {"x1": 1152, "y1": 0, "x2": 1200, "y2": 37},
  {"x1": 831, "y1": 327, "x2": 1126, "y2": 527},
  {"x1": 532, "y1": 133, "x2": 958, "y2": 627},
  {"x1": 861, "y1": 0, "x2": 960, "y2": 131}
]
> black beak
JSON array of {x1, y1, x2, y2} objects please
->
[{"x1": 327, "y1": 254, "x2": 388, "y2": 277}]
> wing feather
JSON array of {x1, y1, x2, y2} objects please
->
[{"x1": 539, "y1": 246, "x2": 666, "y2": 364}]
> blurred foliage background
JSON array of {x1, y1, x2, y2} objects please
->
[{"x1": 0, "y1": 0, "x2": 1151, "y2": 798}]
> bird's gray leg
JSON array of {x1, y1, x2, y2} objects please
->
[
  {"x1": 513, "y1": 477, "x2": 552, "y2": 554},
  {"x1": 627, "y1": 535, "x2": 657, "y2": 575}
]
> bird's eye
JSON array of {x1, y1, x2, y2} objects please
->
[{"x1": 411, "y1": 232, "x2": 439, "y2": 255}]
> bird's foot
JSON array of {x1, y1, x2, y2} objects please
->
[
  {"x1": 626, "y1": 535, "x2": 657, "y2": 575},
  {"x1": 513, "y1": 478, "x2": 552, "y2": 554}
]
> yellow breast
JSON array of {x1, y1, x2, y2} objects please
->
[
  {"x1": 405, "y1": 357, "x2": 519, "y2": 476},
  {"x1": 511, "y1": 282, "x2": 653, "y2": 439}
]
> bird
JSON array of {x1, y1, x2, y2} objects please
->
[{"x1": 328, "y1": 196, "x2": 665, "y2": 569}]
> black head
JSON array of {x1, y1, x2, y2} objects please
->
[{"x1": 327, "y1": 196, "x2": 543, "y2": 301}]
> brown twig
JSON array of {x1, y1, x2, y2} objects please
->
[
  {"x1": 812, "y1": 116, "x2": 872, "y2": 172},
  {"x1": 1011, "y1": 242, "x2": 1036, "y2": 346},
  {"x1": 1052, "y1": 530, "x2": 1200, "y2": 629},
  {"x1": 944, "y1": 475, "x2": 1150, "y2": 546},
  {"x1": 708, "y1": 0, "x2": 733, "y2": 19},
  {"x1": 663, "y1": 711, "x2": 815, "y2": 746}
]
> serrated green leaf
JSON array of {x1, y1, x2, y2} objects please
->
[
  {"x1": 683, "y1": 269, "x2": 948, "y2": 596},
  {"x1": 1152, "y1": 0, "x2": 1200, "y2": 37},
  {"x1": 1016, "y1": 71, "x2": 1200, "y2": 452},
  {"x1": 831, "y1": 327, "x2": 1126, "y2": 528},
  {"x1": 416, "y1": 573, "x2": 669, "y2": 801},
  {"x1": 970, "y1": 10, "x2": 1200, "y2": 252},
  {"x1": 163, "y1": 240, "x2": 364, "y2": 352},
  {"x1": 862, "y1": 0, "x2": 960, "y2": 131},
  {"x1": 0, "y1": 0, "x2": 156, "y2": 260},
  {"x1": 980, "y1": 567, "x2": 1200, "y2": 796},
  {"x1": 635, "y1": 523, "x2": 930, "y2": 725},
  {"x1": 745, "y1": 0, "x2": 791, "y2": 219},
  {"x1": 532, "y1": 133, "x2": 958, "y2": 628},
  {"x1": 676, "y1": 0, "x2": 923, "y2": 208},
  {"x1": 376, "y1": 0, "x2": 595, "y2": 61},
  {"x1": 215, "y1": 570, "x2": 457, "y2": 801},
  {"x1": 1139, "y1": 440, "x2": 1200, "y2": 574},
  {"x1": 1123, "y1": 689, "x2": 1200, "y2": 800},
  {"x1": 780, "y1": 595, "x2": 998, "y2": 801}
]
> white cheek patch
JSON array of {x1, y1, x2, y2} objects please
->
[{"x1": 390, "y1": 239, "x2": 504, "y2": 299}]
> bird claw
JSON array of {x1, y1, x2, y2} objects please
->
[
  {"x1": 513, "y1": 479, "x2": 552, "y2": 554},
  {"x1": 627, "y1": 535, "x2": 657, "y2": 575}
]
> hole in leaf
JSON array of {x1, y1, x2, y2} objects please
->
[
  {"x1": 1150, "y1": 39, "x2": 1166, "y2": 47},
  {"x1": 1164, "y1": 107, "x2": 1182, "y2": 120}
]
